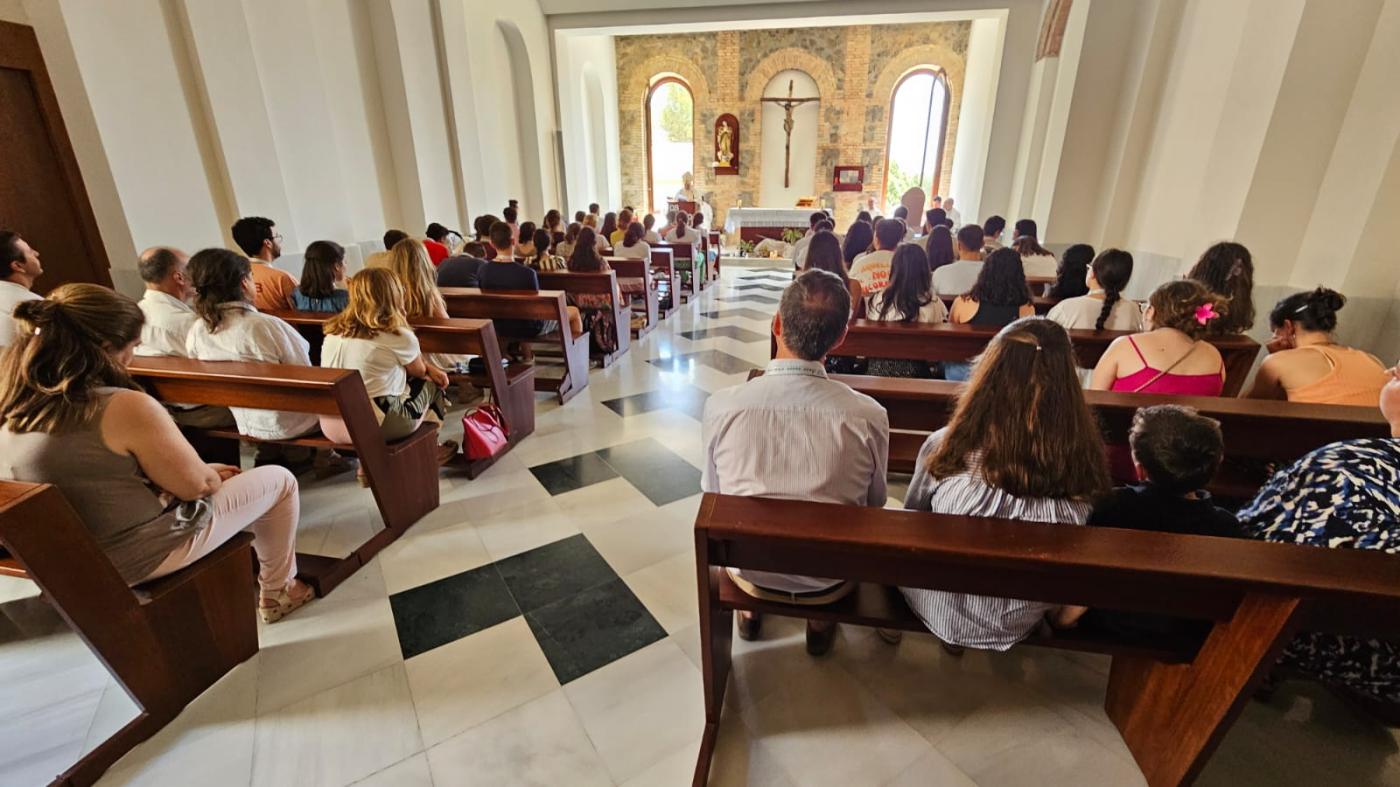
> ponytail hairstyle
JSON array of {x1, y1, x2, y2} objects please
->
[
  {"x1": 1089, "y1": 249, "x2": 1134, "y2": 331},
  {"x1": 0, "y1": 284, "x2": 144, "y2": 434},
  {"x1": 1270, "y1": 287, "x2": 1346, "y2": 335},
  {"x1": 1186, "y1": 242, "x2": 1254, "y2": 334},
  {"x1": 189, "y1": 248, "x2": 252, "y2": 332},
  {"x1": 928, "y1": 317, "x2": 1109, "y2": 500},
  {"x1": 1146, "y1": 280, "x2": 1229, "y2": 340}
]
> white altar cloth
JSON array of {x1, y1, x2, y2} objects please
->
[{"x1": 723, "y1": 207, "x2": 815, "y2": 234}]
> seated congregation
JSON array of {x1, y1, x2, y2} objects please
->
[{"x1": 2, "y1": 194, "x2": 1398, "y2": 786}]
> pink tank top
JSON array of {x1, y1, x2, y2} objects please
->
[{"x1": 1110, "y1": 337, "x2": 1224, "y2": 396}]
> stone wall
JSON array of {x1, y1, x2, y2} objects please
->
[{"x1": 614, "y1": 22, "x2": 971, "y2": 233}]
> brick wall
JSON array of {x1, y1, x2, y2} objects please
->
[{"x1": 614, "y1": 21, "x2": 971, "y2": 233}]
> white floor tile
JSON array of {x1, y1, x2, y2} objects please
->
[
  {"x1": 405, "y1": 617, "x2": 558, "y2": 747},
  {"x1": 252, "y1": 663, "x2": 422, "y2": 787},
  {"x1": 378, "y1": 516, "x2": 493, "y2": 595},
  {"x1": 623, "y1": 552, "x2": 698, "y2": 634},
  {"x1": 564, "y1": 639, "x2": 705, "y2": 783},
  {"x1": 351, "y1": 752, "x2": 433, "y2": 787},
  {"x1": 426, "y1": 690, "x2": 611, "y2": 787}
]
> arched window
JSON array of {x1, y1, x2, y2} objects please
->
[
  {"x1": 882, "y1": 68, "x2": 950, "y2": 212},
  {"x1": 645, "y1": 75, "x2": 694, "y2": 215}
]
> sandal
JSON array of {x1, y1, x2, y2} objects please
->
[
  {"x1": 437, "y1": 440, "x2": 460, "y2": 466},
  {"x1": 259, "y1": 580, "x2": 315, "y2": 624}
]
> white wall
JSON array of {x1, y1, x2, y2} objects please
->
[
  {"x1": 759, "y1": 70, "x2": 819, "y2": 207},
  {"x1": 555, "y1": 33, "x2": 620, "y2": 214},
  {"x1": 13, "y1": 0, "x2": 559, "y2": 295},
  {"x1": 947, "y1": 15, "x2": 1004, "y2": 223}
]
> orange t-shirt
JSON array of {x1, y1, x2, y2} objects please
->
[{"x1": 250, "y1": 261, "x2": 297, "y2": 312}]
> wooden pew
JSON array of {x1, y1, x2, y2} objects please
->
[
  {"x1": 692, "y1": 492, "x2": 1400, "y2": 787},
  {"x1": 809, "y1": 374, "x2": 1391, "y2": 491},
  {"x1": 937, "y1": 293, "x2": 1057, "y2": 314},
  {"x1": 269, "y1": 310, "x2": 536, "y2": 473},
  {"x1": 0, "y1": 481, "x2": 258, "y2": 786},
  {"x1": 658, "y1": 242, "x2": 703, "y2": 298},
  {"x1": 708, "y1": 230, "x2": 723, "y2": 279},
  {"x1": 784, "y1": 321, "x2": 1261, "y2": 396},
  {"x1": 604, "y1": 257, "x2": 660, "y2": 337},
  {"x1": 440, "y1": 287, "x2": 590, "y2": 404},
  {"x1": 130, "y1": 357, "x2": 439, "y2": 595},
  {"x1": 535, "y1": 270, "x2": 631, "y2": 366},
  {"x1": 650, "y1": 247, "x2": 679, "y2": 316}
]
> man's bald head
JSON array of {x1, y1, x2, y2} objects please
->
[{"x1": 138, "y1": 246, "x2": 192, "y2": 298}]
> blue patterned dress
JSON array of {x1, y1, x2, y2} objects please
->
[{"x1": 1237, "y1": 438, "x2": 1400, "y2": 703}]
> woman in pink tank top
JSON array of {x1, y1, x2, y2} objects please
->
[{"x1": 1091, "y1": 280, "x2": 1228, "y2": 396}]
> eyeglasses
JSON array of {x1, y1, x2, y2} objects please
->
[{"x1": 272, "y1": 233, "x2": 284, "y2": 244}]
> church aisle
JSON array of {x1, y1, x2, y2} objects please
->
[{"x1": 0, "y1": 264, "x2": 1397, "y2": 787}]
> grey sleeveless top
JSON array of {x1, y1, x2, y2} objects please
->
[{"x1": 0, "y1": 389, "x2": 208, "y2": 583}]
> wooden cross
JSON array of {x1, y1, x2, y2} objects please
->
[{"x1": 760, "y1": 80, "x2": 820, "y2": 188}]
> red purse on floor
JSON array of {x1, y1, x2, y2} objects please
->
[{"x1": 462, "y1": 396, "x2": 509, "y2": 460}]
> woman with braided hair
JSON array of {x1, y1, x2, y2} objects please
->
[{"x1": 1046, "y1": 249, "x2": 1142, "y2": 332}]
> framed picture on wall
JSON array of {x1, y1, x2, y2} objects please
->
[{"x1": 833, "y1": 165, "x2": 864, "y2": 192}]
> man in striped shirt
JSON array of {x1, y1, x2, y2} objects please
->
[{"x1": 701, "y1": 269, "x2": 889, "y2": 655}]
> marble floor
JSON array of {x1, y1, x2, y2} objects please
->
[{"x1": 2, "y1": 262, "x2": 1398, "y2": 786}]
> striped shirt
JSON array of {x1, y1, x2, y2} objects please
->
[{"x1": 900, "y1": 429, "x2": 1092, "y2": 650}]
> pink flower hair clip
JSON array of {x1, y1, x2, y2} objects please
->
[{"x1": 1194, "y1": 303, "x2": 1219, "y2": 326}]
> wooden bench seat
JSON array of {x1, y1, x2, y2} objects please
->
[
  {"x1": 657, "y1": 242, "x2": 703, "y2": 299},
  {"x1": 0, "y1": 481, "x2": 259, "y2": 786},
  {"x1": 693, "y1": 492, "x2": 1400, "y2": 786},
  {"x1": 130, "y1": 357, "x2": 440, "y2": 595},
  {"x1": 787, "y1": 321, "x2": 1261, "y2": 396},
  {"x1": 270, "y1": 311, "x2": 536, "y2": 471},
  {"x1": 440, "y1": 287, "x2": 590, "y2": 403},
  {"x1": 604, "y1": 258, "x2": 660, "y2": 336},
  {"x1": 535, "y1": 270, "x2": 631, "y2": 366}
]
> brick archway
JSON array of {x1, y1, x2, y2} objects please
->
[
  {"x1": 619, "y1": 55, "x2": 713, "y2": 209},
  {"x1": 741, "y1": 49, "x2": 840, "y2": 206},
  {"x1": 870, "y1": 44, "x2": 968, "y2": 204}
]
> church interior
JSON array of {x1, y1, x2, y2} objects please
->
[{"x1": 1, "y1": 0, "x2": 1399, "y2": 785}]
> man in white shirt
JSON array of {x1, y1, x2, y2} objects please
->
[
  {"x1": 702, "y1": 269, "x2": 889, "y2": 655},
  {"x1": 789, "y1": 211, "x2": 828, "y2": 270},
  {"x1": 849, "y1": 218, "x2": 904, "y2": 295},
  {"x1": 943, "y1": 197, "x2": 962, "y2": 228},
  {"x1": 135, "y1": 247, "x2": 237, "y2": 428},
  {"x1": 0, "y1": 230, "x2": 43, "y2": 349},
  {"x1": 932, "y1": 224, "x2": 987, "y2": 297}
]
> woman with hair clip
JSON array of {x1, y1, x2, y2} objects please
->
[
  {"x1": 567, "y1": 227, "x2": 620, "y2": 355},
  {"x1": 292, "y1": 240, "x2": 350, "y2": 313},
  {"x1": 1245, "y1": 287, "x2": 1388, "y2": 405},
  {"x1": 1187, "y1": 241, "x2": 1255, "y2": 335},
  {"x1": 1090, "y1": 279, "x2": 1227, "y2": 395},
  {"x1": 865, "y1": 244, "x2": 948, "y2": 378},
  {"x1": 185, "y1": 248, "x2": 352, "y2": 479},
  {"x1": 1046, "y1": 249, "x2": 1142, "y2": 332},
  {"x1": 0, "y1": 284, "x2": 314, "y2": 622},
  {"x1": 1046, "y1": 243, "x2": 1095, "y2": 302},
  {"x1": 321, "y1": 269, "x2": 458, "y2": 483},
  {"x1": 898, "y1": 317, "x2": 1110, "y2": 651}
]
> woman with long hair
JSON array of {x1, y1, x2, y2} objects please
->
[
  {"x1": 0, "y1": 284, "x2": 313, "y2": 622},
  {"x1": 841, "y1": 220, "x2": 875, "y2": 267},
  {"x1": 664, "y1": 211, "x2": 700, "y2": 244},
  {"x1": 556, "y1": 222, "x2": 582, "y2": 261},
  {"x1": 567, "y1": 227, "x2": 620, "y2": 355},
  {"x1": 803, "y1": 231, "x2": 863, "y2": 315},
  {"x1": 614, "y1": 220, "x2": 652, "y2": 260},
  {"x1": 1010, "y1": 219, "x2": 1057, "y2": 277},
  {"x1": 1046, "y1": 248, "x2": 1142, "y2": 332},
  {"x1": 1187, "y1": 241, "x2": 1254, "y2": 335},
  {"x1": 865, "y1": 244, "x2": 948, "y2": 378},
  {"x1": 900, "y1": 317, "x2": 1110, "y2": 650},
  {"x1": 1090, "y1": 279, "x2": 1228, "y2": 396},
  {"x1": 599, "y1": 212, "x2": 619, "y2": 249},
  {"x1": 321, "y1": 269, "x2": 457, "y2": 480},
  {"x1": 1047, "y1": 243, "x2": 1095, "y2": 302},
  {"x1": 944, "y1": 249, "x2": 1035, "y2": 381},
  {"x1": 386, "y1": 238, "x2": 448, "y2": 320},
  {"x1": 293, "y1": 240, "x2": 349, "y2": 313},
  {"x1": 1245, "y1": 287, "x2": 1388, "y2": 405},
  {"x1": 924, "y1": 225, "x2": 955, "y2": 274}
]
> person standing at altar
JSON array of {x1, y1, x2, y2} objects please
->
[
  {"x1": 675, "y1": 172, "x2": 698, "y2": 203},
  {"x1": 791, "y1": 211, "x2": 829, "y2": 270},
  {"x1": 849, "y1": 218, "x2": 903, "y2": 295}
]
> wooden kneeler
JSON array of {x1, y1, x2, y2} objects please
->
[{"x1": 0, "y1": 481, "x2": 259, "y2": 787}]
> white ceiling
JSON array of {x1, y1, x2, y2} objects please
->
[{"x1": 546, "y1": 0, "x2": 1027, "y2": 36}]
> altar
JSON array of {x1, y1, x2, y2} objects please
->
[{"x1": 723, "y1": 207, "x2": 815, "y2": 243}]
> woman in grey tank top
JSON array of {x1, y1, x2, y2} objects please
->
[{"x1": 0, "y1": 280, "x2": 313, "y2": 623}]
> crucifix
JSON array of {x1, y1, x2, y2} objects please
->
[{"x1": 760, "y1": 79, "x2": 820, "y2": 188}]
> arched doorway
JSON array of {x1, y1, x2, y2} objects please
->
[
  {"x1": 882, "y1": 68, "x2": 951, "y2": 213},
  {"x1": 645, "y1": 75, "x2": 693, "y2": 215}
]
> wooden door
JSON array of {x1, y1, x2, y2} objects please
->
[{"x1": 0, "y1": 21, "x2": 111, "y2": 292}]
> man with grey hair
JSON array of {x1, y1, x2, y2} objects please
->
[
  {"x1": 701, "y1": 269, "x2": 889, "y2": 655},
  {"x1": 134, "y1": 246, "x2": 233, "y2": 427}
]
